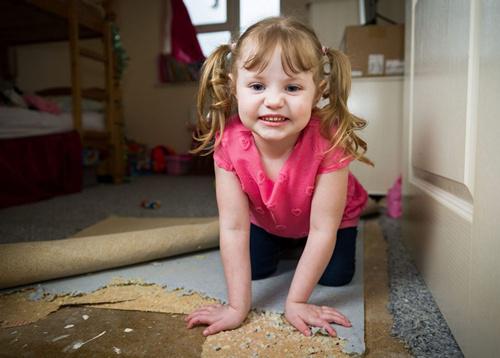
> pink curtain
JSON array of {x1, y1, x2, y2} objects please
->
[{"x1": 159, "y1": 0, "x2": 205, "y2": 82}]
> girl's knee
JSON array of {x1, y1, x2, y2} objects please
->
[
  {"x1": 250, "y1": 250, "x2": 280, "y2": 281},
  {"x1": 318, "y1": 269, "x2": 355, "y2": 287},
  {"x1": 251, "y1": 267, "x2": 277, "y2": 281}
]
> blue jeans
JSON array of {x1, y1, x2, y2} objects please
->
[{"x1": 250, "y1": 224, "x2": 357, "y2": 286}]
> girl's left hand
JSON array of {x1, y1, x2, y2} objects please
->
[
  {"x1": 284, "y1": 301, "x2": 352, "y2": 337},
  {"x1": 185, "y1": 303, "x2": 248, "y2": 336}
]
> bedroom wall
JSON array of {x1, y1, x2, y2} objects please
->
[
  {"x1": 310, "y1": 0, "x2": 359, "y2": 50},
  {"x1": 114, "y1": 0, "x2": 197, "y2": 153}
]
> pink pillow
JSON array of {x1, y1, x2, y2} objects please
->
[{"x1": 23, "y1": 94, "x2": 62, "y2": 115}]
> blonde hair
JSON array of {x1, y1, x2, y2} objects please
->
[{"x1": 191, "y1": 16, "x2": 372, "y2": 166}]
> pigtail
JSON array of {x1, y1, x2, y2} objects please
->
[
  {"x1": 191, "y1": 44, "x2": 233, "y2": 155},
  {"x1": 318, "y1": 48, "x2": 373, "y2": 166}
]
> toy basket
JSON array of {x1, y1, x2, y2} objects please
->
[{"x1": 166, "y1": 154, "x2": 192, "y2": 175}]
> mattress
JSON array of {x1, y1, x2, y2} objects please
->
[{"x1": 0, "y1": 107, "x2": 105, "y2": 139}]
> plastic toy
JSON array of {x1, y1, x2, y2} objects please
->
[
  {"x1": 141, "y1": 200, "x2": 161, "y2": 209},
  {"x1": 151, "y1": 145, "x2": 176, "y2": 173},
  {"x1": 387, "y1": 175, "x2": 402, "y2": 218}
]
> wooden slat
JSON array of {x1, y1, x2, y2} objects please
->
[
  {"x1": 104, "y1": 18, "x2": 124, "y2": 183},
  {"x1": 79, "y1": 47, "x2": 106, "y2": 62},
  {"x1": 27, "y1": 0, "x2": 104, "y2": 34},
  {"x1": 0, "y1": 0, "x2": 100, "y2": 45},
  {"x1": 68, "y1": 0, "x2": 82, "y2": 135},
  {"x1": 104, "y1": 22, "x2": 114, "y2": 134},
  {"x1": 36, "y1": 86, "x2": 106, "y2": 101}
]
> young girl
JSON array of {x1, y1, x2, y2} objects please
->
[{"x1": 186, "y1": 16, "x2": 371, "y2": 338}]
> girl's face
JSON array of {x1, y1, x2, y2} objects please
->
[{"x1": 233, "y1": 43, "x2": 318, "y2": 147}]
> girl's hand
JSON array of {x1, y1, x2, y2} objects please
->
[
  {"x1": 185, "y1": 304, "x2": 248, "y2": 336},
  {"x1": 284, "y1": 301, "x2": 352, "y2": 337}
]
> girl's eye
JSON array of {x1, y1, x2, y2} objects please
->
[
  {"x1": 250, "y1": 83, "x2": 265, "y2": 91},
  {"x1": 286, "y1": 85, "x2": 301, "y2": 92}
]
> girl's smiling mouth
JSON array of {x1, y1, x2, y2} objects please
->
[{"x1": 259, "y1": 115, "x2": 289, "y2": 123}]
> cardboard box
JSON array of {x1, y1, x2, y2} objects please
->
[{"x1": 341, "y1": 24, "x2": 405, "y2": 77}]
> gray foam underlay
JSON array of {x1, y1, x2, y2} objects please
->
[{"x1": 20, "y1": 224, "x2": 365, "y2": 355}]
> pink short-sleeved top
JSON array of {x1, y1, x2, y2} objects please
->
[{"x1": 214, "y1": 115, "x2": 368, "y2": 238}]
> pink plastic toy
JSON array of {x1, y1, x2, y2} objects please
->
[{"x1": 387, "y1": 175, "x2": 402, "y2": 218}]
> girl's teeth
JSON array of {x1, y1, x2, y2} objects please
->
[{"x1": 261, "y1": 117, "x2": 287, "y2": 122}]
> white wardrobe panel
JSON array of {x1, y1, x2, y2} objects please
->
[
  {"x1": 469, "y1": 0, "x2": 500, "y2": 355},
  {"x1": 411, "y1": 0, "x2": 471, "y2": 185},
  {"x1": 349, "y1": 77, "x2": 404, "y2": 195}
]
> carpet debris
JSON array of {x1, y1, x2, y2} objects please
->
[
  {"x1": 52, "y1": 334, "x2": 70, "y2": 342},
  {"x1": 67, "y1": 330, "x2": 106, "y2": 351},
  {"x1": 201, "y1": 311, "x2": 348, "y2": 358}
]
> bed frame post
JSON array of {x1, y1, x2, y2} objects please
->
[
  {"x1": 104, "y1": 0, "x2": 124, "y2": 183},
  {"x1": 68, "y1": 0, "x2": 82, "y2": 136}
]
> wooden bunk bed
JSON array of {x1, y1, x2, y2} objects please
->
[{"x1": 0, "y1": 0, "x2": 125, "y2": 207}]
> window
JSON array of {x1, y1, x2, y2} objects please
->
[
  {"x1": 184, "y1": 0, "x2": 280, "y2": 57},
  {"x1": 239, "y1": 0, "x2": 280, "y2": 33}
]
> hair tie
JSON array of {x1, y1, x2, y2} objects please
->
[
  {"x1": 322, "y1": 46, "x2": 328, "y2": 55},
  {"x1": 230, "y1": 42, "x2": 236, "y2": 51}
]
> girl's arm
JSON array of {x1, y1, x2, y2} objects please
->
[
  {"x1": 185, "y1": 164, "x2": 251, "y2": 335},
  {"x1": 285, "y1": 166, "x2": 352, "y2": 336},
  {"x1": 216, "y1": 164, "x2": 252, "y2": 313}
]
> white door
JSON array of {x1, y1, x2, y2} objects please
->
[{"x1": 403, "y1": 0, "x2": 500, "y2": 356}]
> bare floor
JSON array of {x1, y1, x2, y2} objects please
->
[
  {"x1": 363, "y1": 219, "x2": 410, "y2": 357},
  {"x1": 0, "y1": 218, "x2": 410, "y2": 357}
]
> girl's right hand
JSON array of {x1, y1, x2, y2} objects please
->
[{"x1": 185, "y1": 303, "x2": 248, "y2": 336}]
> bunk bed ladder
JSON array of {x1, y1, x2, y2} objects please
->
[
  {"x1": 68, "y1": 0, "x2": 83, "y2": 136},
  {"x1": 67, "y1": 0, "x2": 124, "y2": 183}
]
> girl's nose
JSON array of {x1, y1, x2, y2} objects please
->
[{"x1": 264, "y1": 90, "x2": 284, "y2": 109}]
